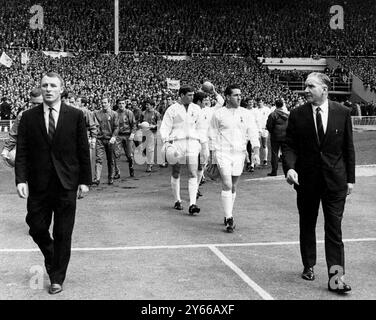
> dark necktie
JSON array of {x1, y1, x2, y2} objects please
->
[
  {"x1": 316, "y1": 107, "x2": 324, "y2": 145},
  {"x1": 48, "y1": 107, "x2": 55, "y2": 140}
]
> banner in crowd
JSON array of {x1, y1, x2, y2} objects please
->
[
  {"x1": 42, "y1": 51, "x2": 75, "y2": 59},
  {"x1": 162, "y1": 55, "x2": 189, "y2": 61},
  {"x1": 166, "y1": 78, "x2": 180, "y2": 90},
  {"x1": 0, "y1": 52, "x2": 13, "y2": 68},
  {"x1": 21, "y1": 51, "x2": 30, "y2": 64}
]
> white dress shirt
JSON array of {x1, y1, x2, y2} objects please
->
[
  {"x1": 312, "y1": 99, "x2": 328, "y2": 134},
  {"x1": 43, "y1": 101, "x2": 61, "y2": 133}
]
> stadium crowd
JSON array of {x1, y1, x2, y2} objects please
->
[
  {"x1": 0, "y1": 49, "x2": 299, "y2": 119},
  {"x1": 339, "y1": 57, "x2": 376, "y2": 92},
  {"x1": 1, "y1": 0, "x2": 376, "y2": 57}
]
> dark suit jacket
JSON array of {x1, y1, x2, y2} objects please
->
[
  {"x1": 283, "y1": 100, "x2": 355, "y2": 192},
  {"x1": 15, "y1": 103, "x2": 92, "y2": 192}
]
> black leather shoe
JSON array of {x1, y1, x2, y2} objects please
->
[
  {"x1": 114, "y1": 173, "x2": 120, "y2": 179},
  {"x1": 267, "y1": 172, "x2": 277, "y2": 176},
  {"x1": 92, "y1": 179, "x2": 100, "y2": 186},
  {"x1": 225, "y1": 217, "x2": 235, "y2": 233},
  {"x1": 302, "y1": 267, "x2": 315, "y2": 281},
  {"x1": 328, "y1": 279, "x2": 352, "y2": 294},
  {"x1": 49, "y1": 283, "x2": 63, "y2": 295},
  {"x1": 108, "y1": 179, "x2": 114, "y2": 185},
  {"x1": 188, "y1": 204, "x2": 200, "y2": 215},
  {"x1": 174, "y1": 201, "x2": 183, "y2": 210},
  {"x1": 196, "y1": 189, "x2": 203, "y2": 199}
]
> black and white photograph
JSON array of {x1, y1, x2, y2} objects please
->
[{"x1": 0, "y1": 0, "x2": 376, "y2": 308}]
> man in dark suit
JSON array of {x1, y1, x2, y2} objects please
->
[
  {"x1": 283, "y1": 72, "x2": 355, "y2": 294},
  {"x1": 15, "y1": 72, "x2": 91, "y2": 294}
]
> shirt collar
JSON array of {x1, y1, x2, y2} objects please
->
[
  {"x1": 44, "y1": 100, "x2": 61, "y2": 113},
  {"x1": 312, "y1": 99, "x2": 328, "y2": 113}
]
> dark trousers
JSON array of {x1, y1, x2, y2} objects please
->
[
  {"x1": 95, "y1": 138, "x2": 114, "y2": 179},
  {"x1": 113, "y1": 134, "x2": 134, "y2": 174},
  {"x1": 26, "y1": 171, "x2": 77, "y2": 285},
  {"x1": 270, "y1": 139, "x2": 284, "y2": 174},
  {"x1": 296, "y1": 174, "x2": 347, "y2": 277}
]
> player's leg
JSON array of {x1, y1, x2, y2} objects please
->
[
  {"x1": 171, "y1": 163, "x2": 183, "y2": 210},
  {"x1": 196, "y1": 154, "x2": 204, "y2": 198},
  {"x1": 125, "y1": 135, "x2": 135, "y2": 177},
  {"x1": 187, "y1": 155, "x2": 200, "y2": 215},
  {"x1": 113, "y1": 136, "x2": 122, "y2": 179},
  {"x1": 216, "y1": 152, "x2": 234, "y2": 230},
  {"x1": 145, "y1": 130, "x2": 155, "y2": 172},
  {"x1": 94, "y1": 139, "x2": 104, "y2": 185},
  {"x1": 261, "y1": 133, "x2": 269, "y2": 165},
  {"x1": 105, "y1": 140, "x2": 114, "y2": 184}
]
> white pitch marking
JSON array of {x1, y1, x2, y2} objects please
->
[
  {"x1": 245, "y1": 164, "x2": 376, "y2": 182},
  {"x1": 1, "y1": 238, "x2": 376, "y2": 253},
  {"x1": 208, "y1": 245, "x2": 274, "y2": 300}
]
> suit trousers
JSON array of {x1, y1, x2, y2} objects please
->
[
  {"x1": 26, "y1": 170, "x2": 77, "y2": 285},
  {"x1": 296, "y1": 172, "x2": 347, "y2": 276}
]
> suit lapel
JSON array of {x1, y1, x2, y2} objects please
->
[{"x1": 303, "y1": 104, "x2": 320, "y2": 147}]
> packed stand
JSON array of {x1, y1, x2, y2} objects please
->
[
  {"x1": 0, "y1": 50, "x2": 299, "y2": 119},
  {"x1": 339, "y1": 57, "x2": 376, "y2": 92},
  {"x1": 1, "y1": 0, "x2": 376, "y2": 57}
]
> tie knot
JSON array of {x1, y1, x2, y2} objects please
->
[{"x1": 316, "y1": 107, "x2": 321, "y2": 113}]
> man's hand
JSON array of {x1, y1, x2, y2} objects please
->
[
  {"x1": 286, "y1": 169, "x2": 299, "y2": 186},
  {"x1": 1, "y1": 148, "x2": 9, "y2": 160},
  {"x1": 77, "y1": 184, "x2": 89, "y2": 199},
  {"x1": 347, "y1": 183, "x2": 354, "y2": 195},
  {"x1": 17, "y1": 183, "x2": 29, "y2": 199},
  {"x1": 109, "y1": 136, "x2": 116, "y2": 144}
]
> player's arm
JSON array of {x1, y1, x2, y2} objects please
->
[
  {"x1": 159, "y1": 108, "x2": 173, "y2": 143},
  {"x1": 247, "y1": 112, "x2": 260, "y2": 149}
]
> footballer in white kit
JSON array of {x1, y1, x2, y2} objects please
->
[
  {"x1": 193, "y1": 85, "x2": 224, "y2": 198},
  {"x1": 255, "y1": 98, "x2": 271, "y2": 166},
  {"x1": 160, "y1": 85, "x2": 209, "y2": 215},
  {"x1": 210, "y1": 85, "x2": 260, "y2": 232}
]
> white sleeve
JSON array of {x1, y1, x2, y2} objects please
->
[
  {"x1": 160, "y1": 107, "x2": 173, "y2": 142},
  {"x1": 247, "y1": 111, "x2": 260, "y2": 148},
  {"x1": 209, "y1": 110, "x2": 220, "y2": 151},
  {"x1": 197, "y1": 108, "x2": 208, "y2": 144}
]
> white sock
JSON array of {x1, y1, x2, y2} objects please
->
[
  {"x1": 188, "y1": 177, "x2": 198, "y2": 206},
  {"x1": 263, "y1": 147, "x2": 268, "y2": 161},
  {"x1": 221, "y1": 190, "x2": 233, "y2": 219},
  {"x1": 231, "y1": 192, "x2": 236, "y2": 212},
  {"x1": 171, "y1": 176, "x2": 181, "y2": 202},
  {"x1": 197, "y1": 169, "x2": 204, "y2": 185}
]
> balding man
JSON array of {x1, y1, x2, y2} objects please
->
[
  {"x1": 15, "y1": 72, "x2": 91, "y2": 295},
  {"x1": 283, "y1": 72, "x2": 355, "y2": 294}
]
